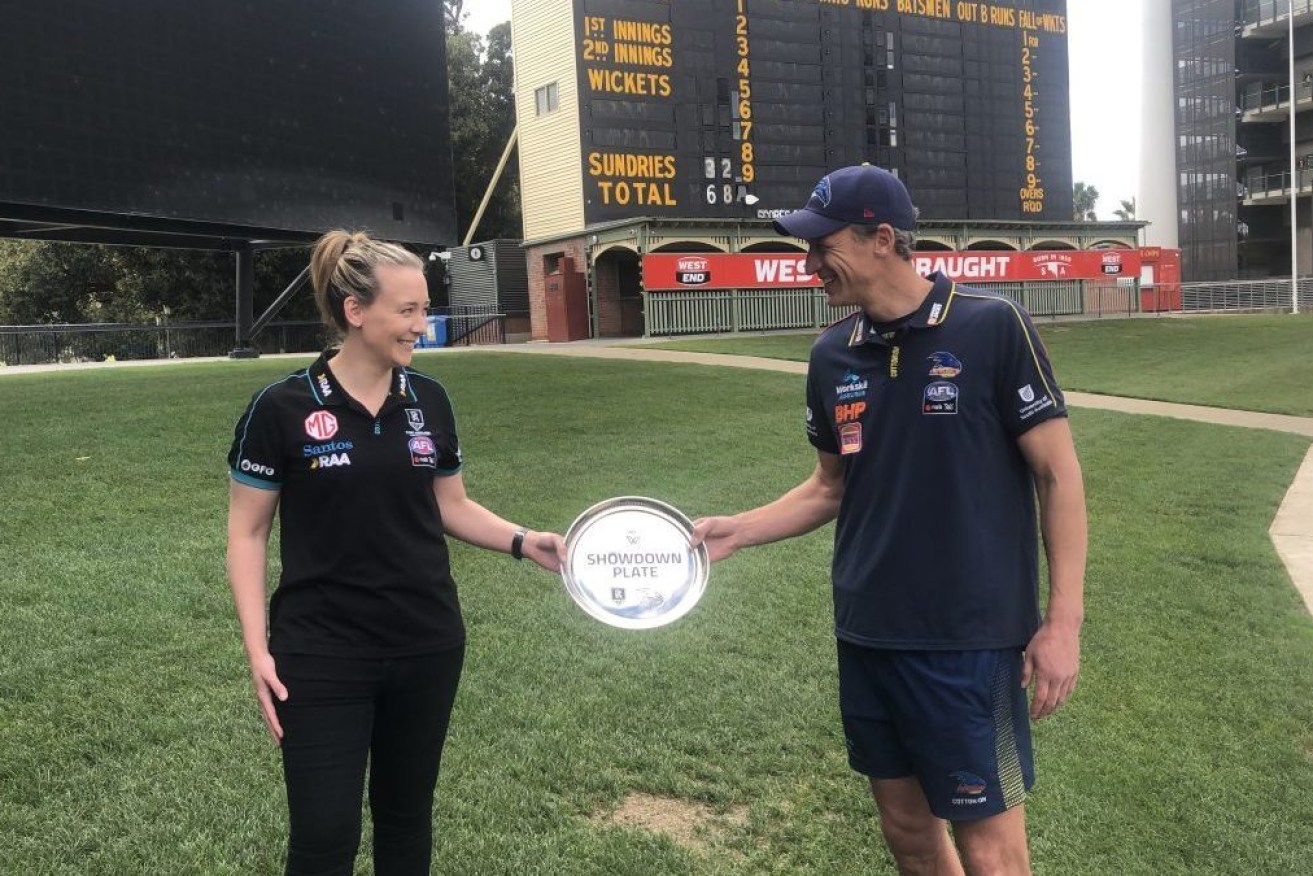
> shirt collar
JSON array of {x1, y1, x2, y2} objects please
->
[
  {"x1": 307, "y1": 350, "x2": 413, "y2": 407},
  {"x1": 850, "y1": 272, "x2": 957, "y2": 346}
]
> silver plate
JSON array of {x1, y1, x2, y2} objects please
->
[{"x1": 561, "y1": 496, "x2": 709, "y2": 629}]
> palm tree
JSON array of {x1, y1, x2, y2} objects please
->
[
  {"x1": 1072, "y1": 182, "x2": 1100, "y2": 221},
  {"x1": 1113, "y1": 197, "x2": 1137, "y2": 221}
]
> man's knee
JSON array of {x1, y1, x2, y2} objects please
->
[
  {"x1": 871, "y1": 778, "x2": 958, "y2": 872},
  {"x1": 952, "y1": 805, "x2": 1030, "y2": 876}
]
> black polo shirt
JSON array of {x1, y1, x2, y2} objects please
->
[
  {"x1": 805, "y1": 272, "x2": 1066, "y2": 650},
  {"x1": 228, "y1": 352, "x2": 465, "y2": 657}
]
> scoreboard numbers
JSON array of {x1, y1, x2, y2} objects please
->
[{"x1": 573, "y1": 0, "x2": 1070, "y2": 224}]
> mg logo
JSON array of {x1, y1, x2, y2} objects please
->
[{"x1": 304, "y1": 410, "x2": 339, "y2": 441}]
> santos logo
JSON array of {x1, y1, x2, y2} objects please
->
[
  {"x1": 239, "y1": 459, "x2": 275, "y2": 476},
  {"x1": 309, "y1": 453, "x2": 352, "y2": 470}
]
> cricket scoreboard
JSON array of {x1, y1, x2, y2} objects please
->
[{"x1": 573, "y1": 0, "x2": 1070, "y2": 224}]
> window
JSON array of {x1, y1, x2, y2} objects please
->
[{"x1": 535, "y1": 82, "x2": 559, "y2": 116}]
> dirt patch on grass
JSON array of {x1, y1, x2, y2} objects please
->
[{"x1": 591, "y1": 792, "x2": 748, "y2": 852}]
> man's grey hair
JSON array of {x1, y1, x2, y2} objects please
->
[{"x1": 848, "y1": 222, "x2": 919, "y2": 261}]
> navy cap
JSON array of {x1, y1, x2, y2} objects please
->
[{"x1": 773, "y1": 164, "x2": 917, "y2": 240}]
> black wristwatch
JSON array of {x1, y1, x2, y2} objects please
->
[{"x1": 510, "y1": 528, "x2": 529, "y2": 560}]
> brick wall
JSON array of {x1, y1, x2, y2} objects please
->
[
  {"x1": 524, "y1": 236, "x2": 587, "y2": 341},
  {"x1": 593, "y1": 257, "x2": 621, "y2": 337}
]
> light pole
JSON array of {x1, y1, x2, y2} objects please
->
[{"x1": 1291, "y1": 0, "x2": 1302, "y2": 313}]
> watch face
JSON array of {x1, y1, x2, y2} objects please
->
[{"x1": 560, "y1": 496, "x2": 709, "y2": 630}]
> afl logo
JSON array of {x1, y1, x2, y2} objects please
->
[
  {"x1": 676, "y1": 257, "x2": 710, "y2": 286},
  {"x1": 304, "y1": 410, "x2": 339, "y2": 441}
]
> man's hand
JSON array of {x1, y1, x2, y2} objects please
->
[
  {"x1": 690, "y1": 516, "x2": 741, "y2": 563},
  {"x1": 1022, "y1": 619, "x2": 1080, "y2": 720}
]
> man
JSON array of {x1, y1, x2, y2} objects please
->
[{"x1": 692, "y1": 165, "x2": 1086, "y2": 875}]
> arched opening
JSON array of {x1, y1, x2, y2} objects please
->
[
  {"x1": 966, "y1": 240, "x2": 1019, "y2": 251},
  {"x1": 1029, "y1": 239, "x2": 1077, "y2": 251},
  {"x1": 1089, "y1": 239, "x2": 1134, "y2": 250},
  {"x1": 593, "y1": 247, "x2": 644, "y2": 338},
  {"x1": 650, "y1": 241, "x2": 726, "y2": 253},
  {"x1": 913, "y1": 240, "x2": 953, "y2": 251},
  {"x1": 742, "y1": 241, "x2": 805, "y2": 253}
]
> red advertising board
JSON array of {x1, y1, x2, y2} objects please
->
[
  {"x1": 642, "y1": 253, "x2": 817, "y2": 290},
  {"x1": 642, "y1": 250, "x2": 1143, "y2": 290}
]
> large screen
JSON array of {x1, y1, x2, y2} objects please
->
[
  {"x1": 574, "y1": 0, "x2": 1070, "y2": 225},
  {"x1": 0, "y1": 0, "x2": 455, "y2": 244}
]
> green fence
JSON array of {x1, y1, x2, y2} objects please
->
[{"x1": 643, "y1": 280, "x2": 1133, "y2": 336}]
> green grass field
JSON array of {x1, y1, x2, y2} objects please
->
[
  {"x1": 1, "y1": 348, "x2": 1312, "y2": 874},
  {"x1": 650, "y1": 313, "x2": 1313, "y2": 416}
]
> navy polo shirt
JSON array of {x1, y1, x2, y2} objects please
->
[
  {"x1": 228, "y1": 352, "x2": 466, "y2": 657},
  {"x1": 805, "y1": 273, "x2": 1066, "y2": 650}
]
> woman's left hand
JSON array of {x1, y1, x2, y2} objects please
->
[{"x1": 521, "y1": 530, "x2": 567, "y2": 573}]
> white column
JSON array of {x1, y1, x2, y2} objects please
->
[{"x1": 1140, "y1": 0, "x2": 1178, "y2": 250}]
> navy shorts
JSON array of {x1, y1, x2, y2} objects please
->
[{"x1": 836, "y1": 640, "x2": 1034, "y2": 821}]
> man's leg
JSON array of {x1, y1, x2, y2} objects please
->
[
  {"x1": 869, "y1": 776, "x2": 964, "y2": 876},
  {"x1": 951, "y1": 805, "x2": 1030, "y2": 876}
]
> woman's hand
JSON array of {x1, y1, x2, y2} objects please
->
[
  {"x1": 520, "y1": 530, "x2": 567, "y2": 573},
  {"x1": 247, "y1": 650, "x2": 288, "y2": 743}
]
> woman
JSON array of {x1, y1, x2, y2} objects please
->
[{"x1": 226, "y1": 230, "x2": 564, "y2": 875}]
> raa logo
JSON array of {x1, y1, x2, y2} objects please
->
[{"x1": 309, "y1": 452, "x2": 351, "y2": 470}]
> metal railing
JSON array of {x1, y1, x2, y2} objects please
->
[
  {"x1": 644, "y1": 289, "x2": 853, "y2": 336},
  {"x1": 1239, "y1": 83, "x2": 1292, "y2": 112},
  {"x1": 434, "y1": 305, "x2": 506, "y2": 346},
  {"x1": 643, "y1": 281, "x2": 1145, "y2": 336},
  {"x1": 0, "y1": 308, "x2": 513, "y2": 366},
  {"x1": 1240, "y1": 0, "x2": 1313, "y2": 27},
  {"x1": 1178, "y1": 277, "x2": 1313, "y2": 311},
  {"x1": 1244, "y1": 167, "x2": 1293, "y2": 196},
  {"x1": 0, "y1": 320, "x2": 329, "y2": 366}
]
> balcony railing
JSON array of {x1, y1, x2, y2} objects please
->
[
  {"x1": 1241, "y1": 165, "x2": 1313, "y2": 198},
  {"x1": 1240, "y1": 0, "x2": 1313, "y2": 28},
  {"x1": 1239, "y1": 83, "x2": 1292, "y2": 111}
]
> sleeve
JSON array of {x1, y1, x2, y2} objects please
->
[
  {"x1": 994, "y1": 301, "x2": 1067, "y2": 438},
  {"x1": 806, "y1": 358, "x2": 838, "y2": 454},
  {"x1": 430, "y1": 384, "x2": 463, "y2": 477},
  {"x1": 227, "y1": 386, "x2": 285, "y2": 490}
]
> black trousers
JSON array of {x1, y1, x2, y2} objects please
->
[{"x1": 272, "y1": 646, "x2": 465, "y2": 876}]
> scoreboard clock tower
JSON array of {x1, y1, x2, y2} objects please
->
[
  {"x1": 513, "y1": 0, "x2": 1071, "y2": 240},
  {"x1": 509, "y1": 1, "x2": 1114, "y2": 342}
]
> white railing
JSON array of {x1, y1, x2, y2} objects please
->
[
  {"x1": 644, "y1": 281, "x2": 1138, "y2": 336},
  {"x1": 644, "y1": 288, "x2": 854, "y2": 336},
  {"x1": 1178, "y1": 278, "x2": 1313, "y2": 311}
]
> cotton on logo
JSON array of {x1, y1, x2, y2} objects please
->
[{"x1": 304, "y1": 411, "x2": 339, "y2": 440}]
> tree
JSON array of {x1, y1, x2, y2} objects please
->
[
  {"x1": 0, "y1": 241, "x2": 124, "y2": 324},
  {"x1": 1073, "y1": 181, "x2": 1100, "y2": 221},
  {"x1": 445, "y1": 17, "x2": 520, "y2": 242},
  {"x1": 0, "y1": 239, "x2": 316, "y2": 325},
  {"x1": 1113, "y1": 197, "x2": 1137, "y2": 221},
  {"x1": 444, "y1": 0, "x2": 465, "y2": 33}
]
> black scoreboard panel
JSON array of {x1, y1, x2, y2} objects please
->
[
  {"x1": 575, "y1": 0, "x2": 1070, "y2": 225},
  {"x1": 0, "y1": 0, "x2": 455, "y2": 244}
]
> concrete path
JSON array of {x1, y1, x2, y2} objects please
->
[
  {"x1": 4, "y1": 344, "x2": 1312, "y2": 616},
  {"x1": 496, "y1": 343, "x2": 1313, "y2": 617}
]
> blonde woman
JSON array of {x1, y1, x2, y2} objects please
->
[{"x1": 227, "y1": 230, "x2": 564, "y2": 875}]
